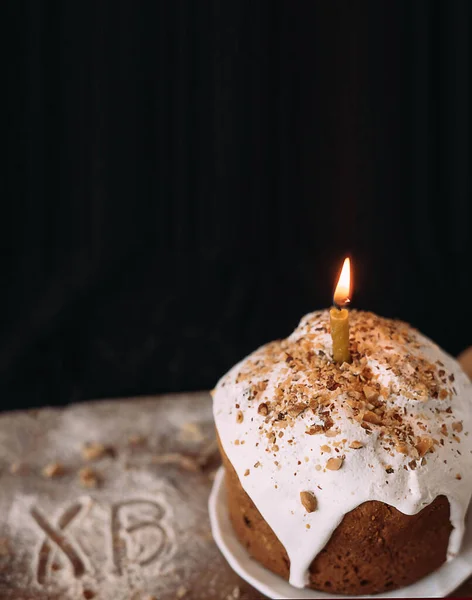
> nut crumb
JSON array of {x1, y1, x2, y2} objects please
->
[
  {"x1": 326, "y1": 457, "x2": 344, "y2": 471},
  {"x1": 415, "y1": 436, "x2": 434, "y2": 457},
  {"x1": 81, "y1": 442, "x2": 110, "y2": 461},
  {"x1": 452, "y1": 422, "x2": 463, "y2": 433},
  {"x1": 395, "y1": 442, "x2": 409, "y2": 455},
  {"x1": 456, "y1": 473, "x2": 462, "y2": 480},
  {"x1": 79, "y1": 467, "x2": 100, "y2": 488},
  {"x1": 300, "y1": 490, "x2": 317, "y2": 512},
  {"x1": 258, "y1": 403, "x2": 269, "y2": 416},
  {"x1": 244, "y1": 469, "x2": 250, "y2": 476},
  {"x1": 320, "y1": 445, "x2": 331, "y2": 453},
  {"x1": 236, "y1": 411, "x2": 244, "y2": 424},
  {"x1": 349, "y1": 440, "x2": 364, "y2": 449},
  {"x1": 42, "y1": 462, "x2": 65, "y2": 479},
  {"x1": 363, "y1": 410, "x2": 382, "y2": 425},
  {"x1": 363, "y1": 385, "x2": 379, "y2": 402}
]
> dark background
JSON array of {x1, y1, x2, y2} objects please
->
[{"x1": 3, "y1": 1, "x2": 471, "y2": 410}]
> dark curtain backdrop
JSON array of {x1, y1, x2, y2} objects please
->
[{"x1": 3, "y1": 1, "x2": 471, "y2": 410}]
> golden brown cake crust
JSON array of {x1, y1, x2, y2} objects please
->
[{"x1": 220, "y1": 440, "x2": 452, "y2": 596}]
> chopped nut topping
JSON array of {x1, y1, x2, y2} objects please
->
[
  {"x1": 229, "y1": 310, "x2": 459, "y2": 466},
  {"x1": 415, "y1": 436, "x2": 434, "y2": 457},
  {"x1": 452, "y1": 422, "x2": 463, "y2": 433},
  {"x1": 363, "y1": 411, "x2": 382, "y2": 425},
  {"x1": 363, "y1": 385, "x2": 379, "y2": 402},
  {"x1": 244, "y1": 469, "x2": 250, "y2": 476},
  {"x1": 320, "y1": 445, "x2": 331, "y2": 453},
  {"x1": 395, "y1": 442, "x2": 409, "y2": 455},
  {"x1": 300, "y1": 490, "x2": 317, "y2": 513},
  {"x1": 236, "y1": 411, "x2": 244, "y2": 424},
  {"x1": 349, "y1": 440, "x2": 364, "y2": 449},
  {"x1": 258, "y1": 403, "x2": 269, "y2": 416},
  {"x1": 42, "y1": 462, "x2": 65, "y2": 479},
  {"x1": 326, "y1": 457, "x2": 344, "y2": 471},
  {"x1": 306, "y1": 425, "x2": 323, "y2": 435}
]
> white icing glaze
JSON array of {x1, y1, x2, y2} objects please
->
[{"x1": 213, "y1": 310, "x2": 472, "y2": 589}]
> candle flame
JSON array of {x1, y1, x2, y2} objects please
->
[{"x1": 333, "y1": 257, "x2": 352, "y2": 307}]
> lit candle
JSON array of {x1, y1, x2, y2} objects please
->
[{"x1": 330, "y1": 257, "x2": 352, "y2": 364}]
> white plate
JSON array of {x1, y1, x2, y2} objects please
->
[{"x1": 209, "y1": 467, "x2": 472, "y2": 599}]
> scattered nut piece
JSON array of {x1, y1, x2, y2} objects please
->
[
  {"x1": 300, "y1": 490, "x2": 317, "y2": 513},
  {"x1": 326, "y1": 457, "x2": 344, "y2": 471},
  {"x1": 452, "y1": 422, "x2": 463, "y2": 433},
  {"x1": 236, "y1": 410, "x2": 244, "y2": 424},
  {"x1": 79, "y1": 467, "x2": 100, "y2": 488},
  {"x1": 320, "y1": 445, "x2": 331, "y2": 453},
  {"x1": 42, "y1": 462, "x2": 65, "y2": 479},
  {"x1": 349, "y1": 440, "x2": 364, "y2": 449},
  {"x1": 456, "y1": 474, "x2": 462, "y2": 480},
  {"x1": 244, "y1": 469, "x2": 250, "y2": 476},
  {"x1": 81, "y1": 442, "x2": 110, "y2": 461},
  {"x1": 152, "y1": 453, "x2": 199, "y2": 472},
  {"x1": 178, "y1": 422, "x2": 204, "y2": 443}
]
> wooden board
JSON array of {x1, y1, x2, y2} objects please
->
[{"x1": 0, "y1": 392, "x2": 470, "y2": 599}]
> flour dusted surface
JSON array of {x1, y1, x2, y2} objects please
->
[{"x1": 0, "y1": 394, "x2": 248, "y2": 600}]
